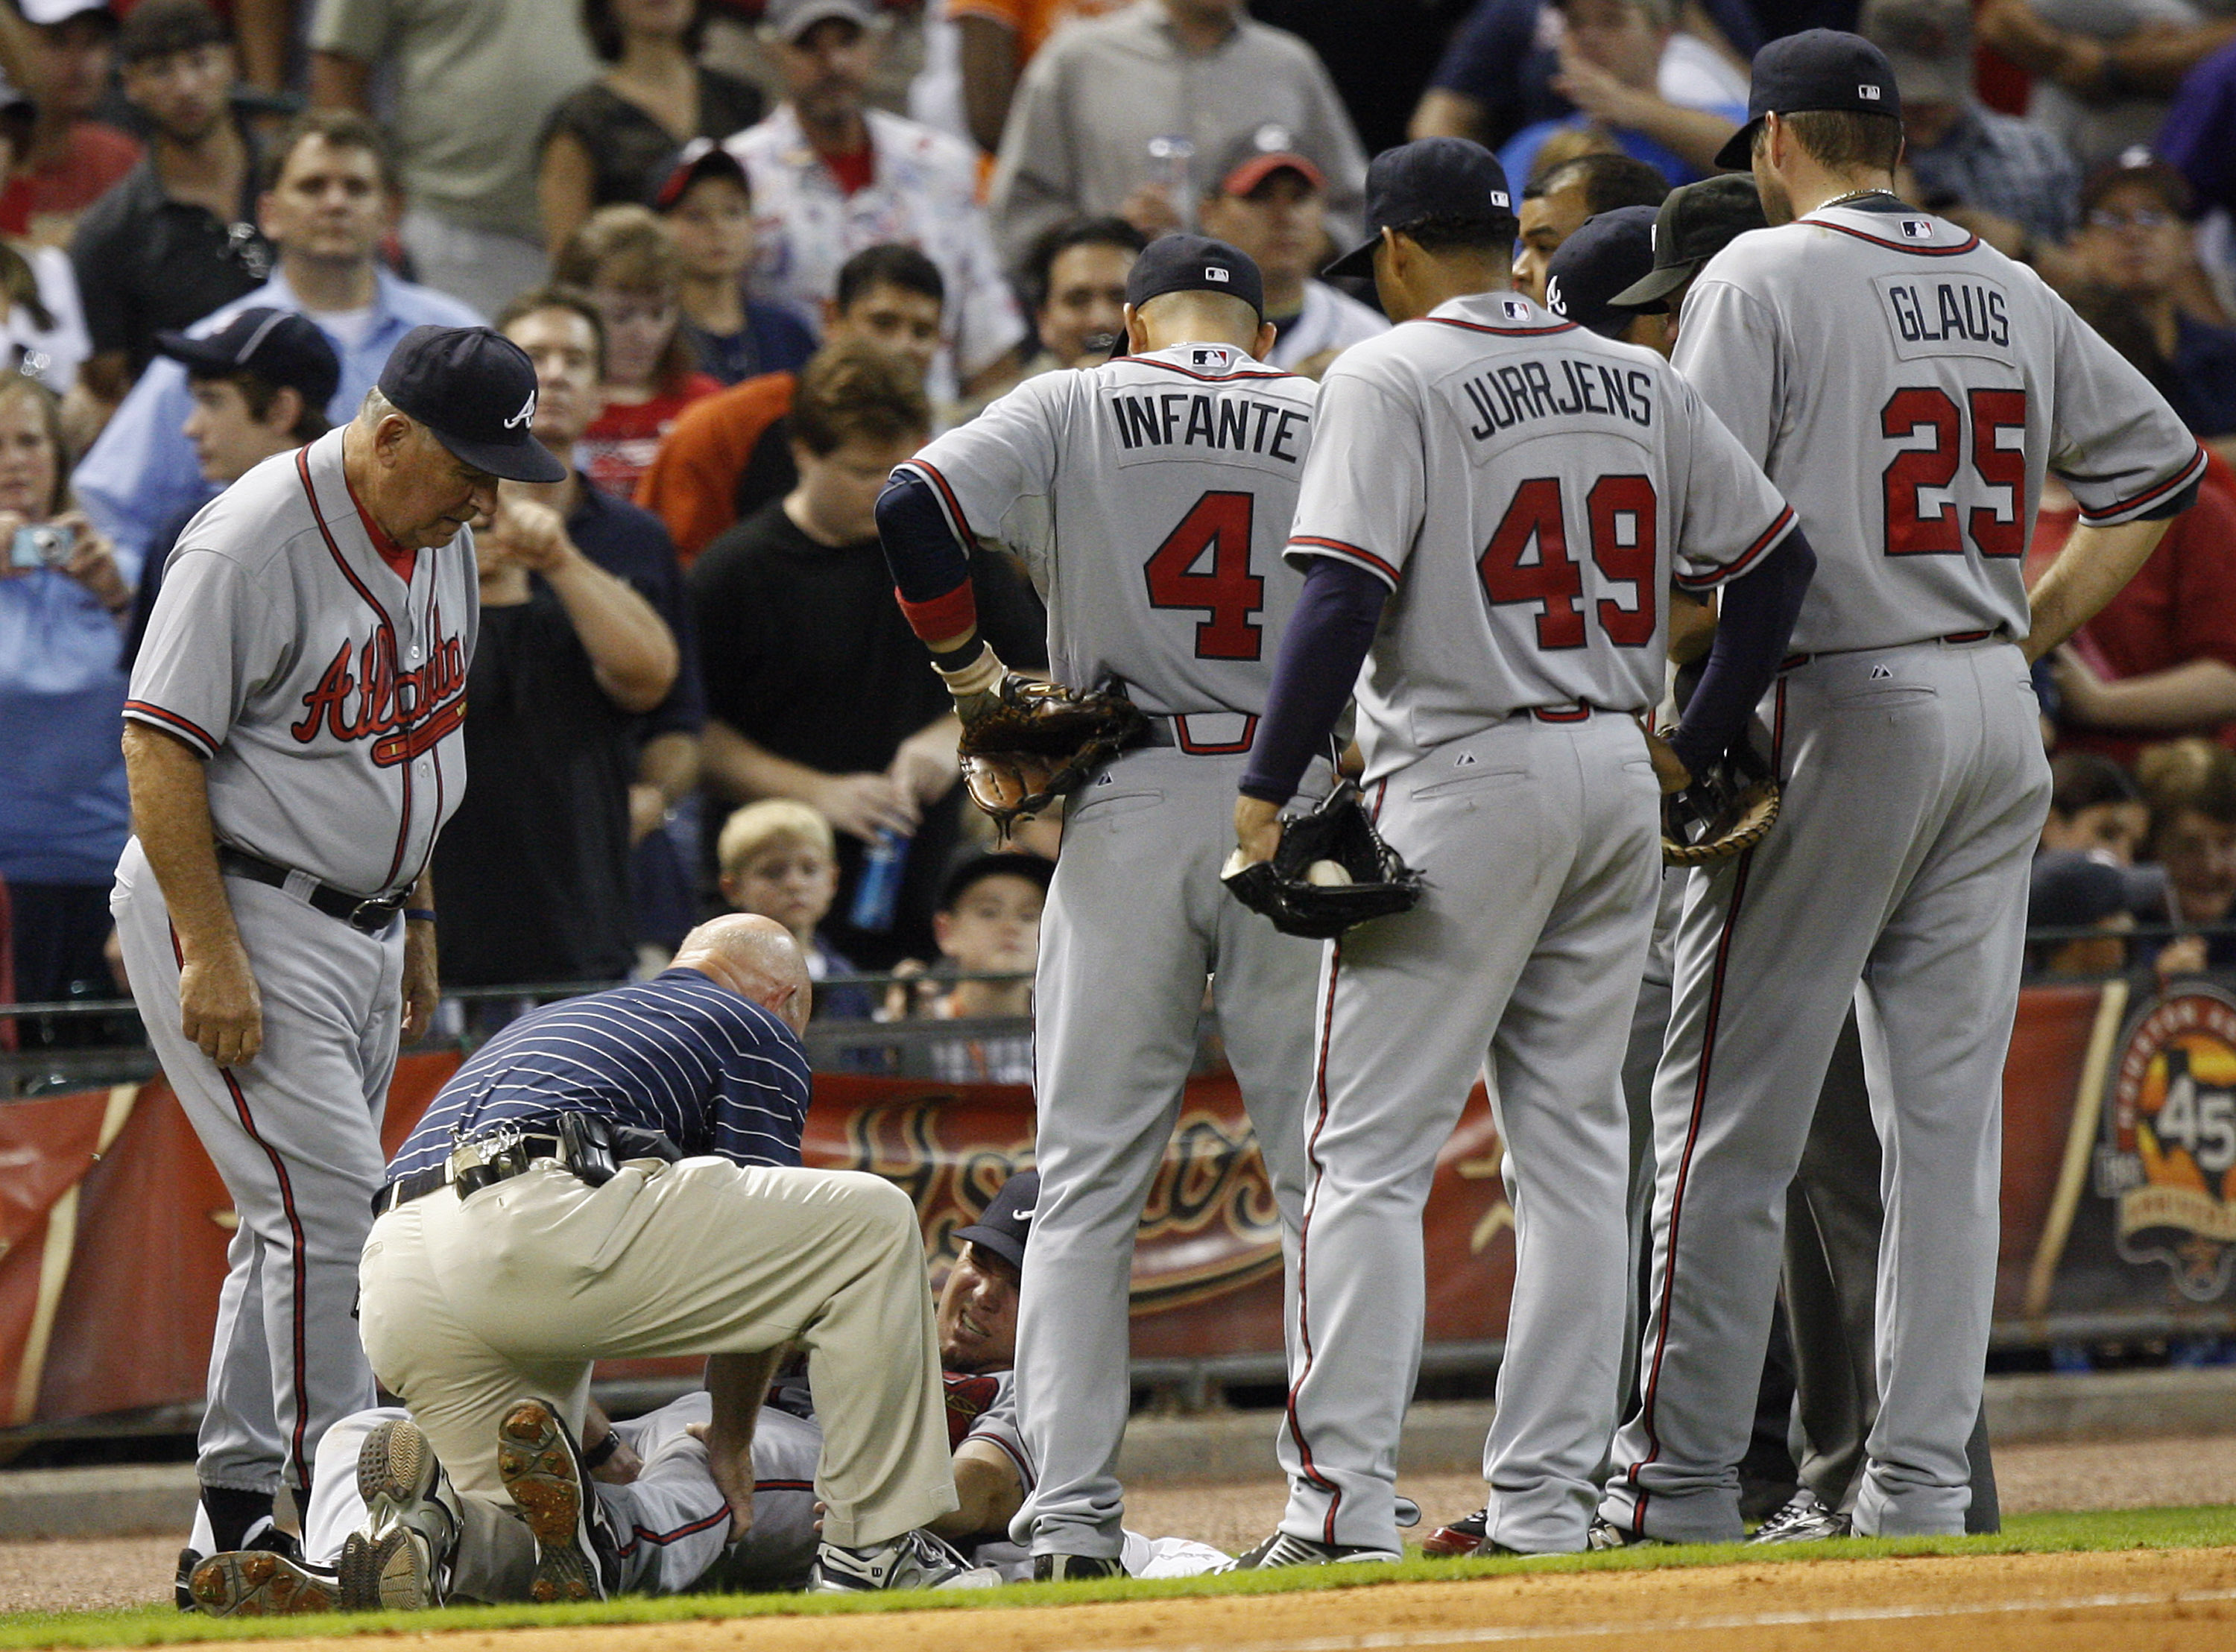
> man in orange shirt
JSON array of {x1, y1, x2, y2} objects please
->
[
  {"x1": 637, "y1": 244, "x2": 944, "y2": 561},
  {"x1": 950, "y1": 0, "x2": 1132, "y2": 154}
]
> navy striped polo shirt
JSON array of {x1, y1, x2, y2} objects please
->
[{"x1": 388, "y1": 968, "x2": 811, "y2": 1184}]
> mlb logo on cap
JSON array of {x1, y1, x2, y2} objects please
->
[
  {"x1": 1207, "y1": 266, "x2": 1231, "y2": 282},
  {"x1": 1860, "y1": 83, "x2": 1881, "y2": 99}
]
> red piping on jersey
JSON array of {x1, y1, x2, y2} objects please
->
[
  {"x1": 753, "y1": 1479, "x2": 815, "y2": 1493},
  {"x1": 1124, "y1": 357, "x2": 1297, "y2": 384},
  {"x1": 905, "y1": 458, "x2": 978, "y2": 544},
  {"x1": 124, "y1": 700, "x2": 219, "y2": 756},
  {"x1": 341, "y1": 466, "x2": 417, "y2": 584},
  {"x1": 1529, "y1": 703, "x2": 1594, "y2": 724},
  {"x1": 1175, "y1": 713, "x2": 1258, "y2": 754},
  {"x1": 896, "y1": 582, "x2": 979, "y2": 646},
  {"x1": 1623, "y1": 680, "x2": 1785, "y2": 1534},
  {"x1": 1800, "y1": 216, "x2": 1981, "y2": 257},
  {"x1": 1286, "y1": 932, "x2": 1346, "y2": 1542},
  {"x1": 1290, "y1": 536, "x2": 1400, "y2": 586},
  {"x1": 170, "y1": 921, "x2": 316, "y2": 1495},
  {"x1": 612, "y1": 1506, "x2": 733, "y2": 1557},
  {"x1": 1673, "y1": 507, "x2": 1795, "y2": 592},
  {"x1": 1424, "y1": 316, "x2": 1581, "y2": 338},
  {"x1": 2076, "y1": 443, "x2": 2208, "y2": 523}
]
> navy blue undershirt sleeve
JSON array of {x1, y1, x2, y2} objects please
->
[
  {"x1": 1240, "y1": 554, "x2": 1388, "y2": 804},
  {"x1": 876, "y1": 472, "x2": 973, "y2": 603},
  {"x1": 1667, "y1": 526, "x2": 1816, "y2": 776}
]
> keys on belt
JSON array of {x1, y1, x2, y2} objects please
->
[
  {"x1": 218, "y1": 846, "x2": 408, "y2": 934},
  {"x1": 370, "y1": 1115, "x2": 686, "y2": 1216}
]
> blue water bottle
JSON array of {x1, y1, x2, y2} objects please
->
[{"x1": 850, "y1": 829, "x2": 911, "y2": 932}]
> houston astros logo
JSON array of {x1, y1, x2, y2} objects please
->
[
  {"x1": 503, "y1": 390, "x2": 537, "y2": 429},
  {"x1": 2097, "y1": 986, "x2": 2236, "y2": 1300}
]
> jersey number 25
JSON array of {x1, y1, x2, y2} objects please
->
[
  {"x1": 1143, "y1": 490, "x2": 1265, "y2": 659},
  {"x1": 1880, "y1": 386, "x2": 2027, "y2": 558},
  {"x1": 1478, "y1": 474, "x2": 1658, "y2": 651}
]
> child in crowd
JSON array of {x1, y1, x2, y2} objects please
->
[
  {"x1": 716, "y1": 799, "x2": 877, "y2": 1022},
  {"x1": 2038, "y1": 750, "x2": 2150, "y2": 864},
  {"x1": 888, "y1": 852, "x2": 1049, "y2": 1087},
  {"x1": 554, "y1": 203, "x2": 721, "y2": 497},
  {"x1": 648, "y1": 139, "x2": 816, "y2": 387}
]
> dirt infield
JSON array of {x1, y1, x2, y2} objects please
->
[{"x1": 149, "y1": 1546, "x2": 2236, "y2": 1652}]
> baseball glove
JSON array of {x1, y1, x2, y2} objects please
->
[
  {"x1": 1222, "y1": 780, "x2": 1426, "y2": 940},
  {"x1": 1662, "y1": 736, "x2": 1780, "y2": 866},
  {"x1": 956, "y1": 675, "x2": 1148, "y2": 838}
]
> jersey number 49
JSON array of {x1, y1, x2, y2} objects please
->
[{"x1": 1477, "y1": 474, "x2": 1658, "y2": 651}]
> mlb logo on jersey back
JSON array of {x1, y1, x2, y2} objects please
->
[
  {"x1": 1501, "y1": 298, "x2": 1529, "y2": 322},
  {"x1": 1901, "y1": 219, "x2": 1933, "y2": 239},
  {"x1": 1860, "y1": 83, "x2": 1880, "y2": 100},
  {"x1": 1191, "y1": 346, "x2": 1236, "y2": 371}
]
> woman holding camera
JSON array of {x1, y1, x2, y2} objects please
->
[{"x1": 0, "y1": 376, "x2": 132, "y2": 1038}]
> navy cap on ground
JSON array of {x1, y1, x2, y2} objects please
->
[
  {"x1": 953, "y1": 1169, "x2": 1040, "y2": 1273},
  {"x1": 1126, "y1": 232, "x2": 1266, "y2": 321},
  {"x1": 1545, "y1": 206, "x2": 1660, "y2": 338},
  {"x1": 1611, "y1": 174, "x2": 1769, "y2": 308},
  {"x1": 1324, "y1": 137, "x2": 1515, "y2": 279},
  {"x1": 648, "y1": 135, "x2": 749, "y2": 213},
  {"x1": 155, "y1": 308, "x2": 342, "y2": 410},
  {"x1": 376, "y1": 324, "x2": 566, "y2": 484},
  {"x1": 1716, "y1": 29, "x2": 1901, "y2": 171}
]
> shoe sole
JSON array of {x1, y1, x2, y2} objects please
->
[
  {"x1": 358, "y1": 1418, "x2": 437, "y2": 1510},
  {"x1": 338, "y1": 1526, "x2": 437, "y2": 1611},
  {"x1": 188, "y1": 1551, "x2": 335, "y2": 1617},
  {"x1": 496, "y1": 1399, "x2": 602, "y2": 1603}
]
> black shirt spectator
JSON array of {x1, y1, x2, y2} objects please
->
[
  {"x1": 540, "y1": 72, "x2": 764, "y2": 229},
  {"x1": 691, "y1": 499, "x2": 1045, "y2": 966}
]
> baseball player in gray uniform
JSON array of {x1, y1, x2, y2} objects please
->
[
  {"x1": 876, "y1": 235, "x2": 1327, "y2": 1579},
  {"x1": 1229, "y1": 138, "x2": 1816, "y2": 1563},
  {"x1": 113, "y1": 326, "x2": 566, "y2": 1603},
  {"x1": 1599, "y1": 31, "x2": 2206, "y2": 1547}
]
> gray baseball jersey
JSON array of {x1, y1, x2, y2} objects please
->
[
  {"x1": 1675, "y1": 203, "x2": 2206, "y2": 654},
  {"x1": 896, "y1": 342, "x2": 1317, "y2": 719},
  {"x1": 1290, "y1": 289, "x2": 1794, "y2": 785},
  {"x1": 125, "y1": 428, "x2": 479, "y2": 899}
]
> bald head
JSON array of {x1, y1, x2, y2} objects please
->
[{"x1": 672, "y1": 914, "x2": 812, "y2": 1036}]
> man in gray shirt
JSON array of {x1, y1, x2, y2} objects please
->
[{"x1": 987, "y1": 0, "x2": 1365, "y2": 273}]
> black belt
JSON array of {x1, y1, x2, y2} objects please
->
[
  {"x1": 218, "y1": 846, "x2": 408, "y2": 934},
  {"x1": 1779, "y1": 628, "x2": 2006, "y2": 672},
  {"x1": 372, "y1": 1130, "x2": 568, "y2": 1216}
]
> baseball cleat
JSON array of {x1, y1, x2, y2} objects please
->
[
  {"x1": 339, "y1": 1417, "x2": 462, "y2": 1611},
  {"x1": 811, "y1": 1528, "x2": 1000, "y2": 1592},
  {"x1": 496, "y1": 1397, "x2": 621, "y2": 1603},
  {"x1": 1032, "y1": 1551, "x2": 1125, "y2": 1581},
  {"x1": 187, "y1": 1548, "x2": 337, "y2": 1616},
  {"x1": 1585, "y1": 1516, "x2": 1665, "y2": 1550},
  {"x1": 1224, "y1": 1531, "x2": 1403, "y2": 1570},
  {"x1": 1749, "y1": 1488, "x2": 1853, "y2": 1544},
  {"x1": 176, "y1": 1510, "x2": 298, "y2": 1612},
  {"x1": 1421, "y1": 1506, "x2": 1487, "y2": 1557}
]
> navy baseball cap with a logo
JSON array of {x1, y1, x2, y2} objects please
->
[
  {"x1": 1545, "y1": 206, "x2": 1660, "y2": 338},
  {"x1": 155, "y1": 308, "x2": 341, "y2": 411},
  {"x1": 1611, "y1": 174, "x2": 1769, "y2": 307},
  {"x1": 376, "y1": 324, "x2": 566, "y2": 484},
  {"x1": 953, "y1": 1169, "x2": 1040, "y2": 1273},
  {"x1": 1715, "y1": 29, "x2": 1902, "y2": 170},
  {"x1": 1126, "y1": 232, "x2": 1266, "y2": 321},
  {"x1": 1324, "y1": 137, "x2": 1515, "y2": 279}
]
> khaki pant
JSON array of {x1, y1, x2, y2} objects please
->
[{"x1": 359, "y1": 1159, "x2": 957, "y2": 1550}]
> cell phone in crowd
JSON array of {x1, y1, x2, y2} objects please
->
[{"x1": 9, "y1": 522, "x2": 74, "y2": 570}]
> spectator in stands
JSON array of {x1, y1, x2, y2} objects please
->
[
  {"x1": 310, "y1": 0, "x2": 597, "y2": 317},
  {"x1": 538, "y1": 0, "x2": 766, "y2": 259},
  {"x1": 731, "y1": 0, "x2": 1024, "y2": 406},
  {"x1": 71, "y1": 0, "x2": 266, "y2": 414},
  {"x1": 72, "y1": 111, "x2": 481, "y2": 569},
  {"x1": 1496, "y1": 0, "x2": 1743, "y2": 191},
  {"x1": 0, "y1": 0, "x2": 139, "y2": 247},
  {"x1": 649, "y1": 140, "x2": 818, "y2": 386},
  {"x1": 555, "y1": 204, "x2": 724, "y2": 499},
  {"x1": 2040, "y1": 750, "x2": 2151, "y2": 864},
  {"x1": 2025, "y1": 849, "x2": 2147, "y2": 977},
  {"x1": 950, "y1": 0, "x2": 1133, "y2": 154},
  {"x1": 718, "y1": 797, "x2": 879, "y2": 1021},
  {"x1": 639, "y1": 241, "x2": 944, "y2": 560},
  {"x1": 987, "y1": 0, "x2": 1368, "y2": 273},
  {"x1": 888, "y1": 851, "x2": 1046, "y2": 1085},
  {"x1": 0, "y1": 377, "x2": 133, "y2": 1037},
  {"x1": 2134, "y1": 737, "x2": 2236, "y2": 976},
  {"x1": 1861, "y1": 0, "x2": 2079, "y2": 250},
  {"x1": 1513, "y1": 149, "x2": 1668, "y2": 305},
  {"x1": 120, "y1": 309, "x2": 339, "y2": 669},
  {"x1": 0, "y1": 97, "x2": 89, "y2": 411},
  {"x1": 689, "y1": 341, "x2": 1045, "y2": 966},
  {"x1": 2067, "y1": 151, "x2": 2236, "y2": 455},
  {"x1": 1983, "y1": 0, "x2": 2236, "y2": 171},
  {"x1": 1197, "y1": 130, "x2": 1387, "y2": 379},
  {"x1": 431, "y1": 308, "x2": 682, "y2": 992},
  {"x1": 494, "y1": 286, "x2": 709, "y2": 972},
  {"x1": 1017, "y1": 216, "x2": 1145, "y2": 376}
]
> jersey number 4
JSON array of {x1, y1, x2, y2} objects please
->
[
  {"x1": 1144, "y1": 490, "x2": 1264, "y2": 659},
  {"x1": 1478, "y1": 475, "x2": 1658, "y2": 651},
  {"x1": 1880, "y1": 386, "x2": 2027, "y2": 558}
]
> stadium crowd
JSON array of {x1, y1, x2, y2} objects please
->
[{"x1": 9, "y1": 0, "x2": 2236, "y2": 1055}]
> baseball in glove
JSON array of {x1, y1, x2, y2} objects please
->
[
  {"x1": 956, "y1": 675, "x2": 1148, "y2": 838},
  {"x1": 1222, "y1": 780, "x2": 1426, "y2": 940},
  {"x1": 1662, "y1": 736, "x2": 1780, "y2": 866}
]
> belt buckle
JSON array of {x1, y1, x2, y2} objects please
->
[{"x1": 349, "y1": 896, "x2": 397, "y2": 931}]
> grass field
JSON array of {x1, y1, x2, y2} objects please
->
[{"x1": 3, "y1": 1505, "x2": 2230, "y2": 1650}]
